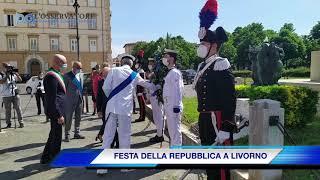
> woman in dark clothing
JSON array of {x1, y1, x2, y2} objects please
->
[{"x1": 95, "y1": 67, "x2": 119, "y2": 148}]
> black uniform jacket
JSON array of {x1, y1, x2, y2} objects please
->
[{"x1": 195, "y1": 59, "x2": 237, "y2": 132}]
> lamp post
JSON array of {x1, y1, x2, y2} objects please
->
[{"x1": 73, "y1": 0, "x2": 80, "y2": 62}]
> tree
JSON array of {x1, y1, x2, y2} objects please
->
[
  {"x1": 232, "y1": 23, "x2": 266, "y2": 69},
  {"x1": 220, "y1": 33, "x2": 237, "y2": 67},
  {"x1": 273, "y1": 24, "x2": 306, "y2": 68},
  {"x1": 132, "y1": 35, "x2": 198, "y2": 70},
  {"x1": 310, "y1": 21, "x2": 320, "y2": 40}
]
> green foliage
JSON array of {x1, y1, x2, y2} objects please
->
[
  {"x1": 232, "y1": 23, "x2": 266, "y2": 69},
  {"x1": 182, "y1": 97, "x2": 199, "y2": 125},
  {"x1": 220, "y1": 33, "x2": 237, "y2": 65},
  {"x1": 233, "y1": 70, "x2": 252, "y2": 78},
  {"x1": 283, "y1": 67, "x2": 310, "y2": 78},
  {"x1": 235, "y1": 85, "x2": 319, "y2": 127},
  {"x1": 272, "y1": 23, "x2": 306, "y2": 67},
  {"x1": 311, "y1": 21, "x2": 320, "y2": 40},
  {"x1": 132, "y1": 34, "x2": 199, "y2": 70}
]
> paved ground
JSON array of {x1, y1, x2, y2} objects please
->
[{"x1": 0, "y1": 92, "x2": 205, "y2": 180}]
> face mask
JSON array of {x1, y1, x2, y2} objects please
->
[
  {"x1": 135, "y1": 64, "x2": 140, "y2": 69},
  {"x1": 162, "y1": 58, "x2": 169, "y2": 66},
  {"x1": 148, "y1": 65, "x2": 153, "y2": 71},
  {"x1": 61, "y1": 64, "x2": 67, "y2": 71},
  {"x1": 74, "y1": 68, "x2": 81, "y2": 74},
  {"x1": 197, "y1": 45, "x2": 209, "y2": 58}
]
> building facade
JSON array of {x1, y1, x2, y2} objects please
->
[{"x1": 0, "y1": 0, "x2": 112, "y2": 75}]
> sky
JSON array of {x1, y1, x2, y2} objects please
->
[{"x1": 110, "y1": 0, "x2": 320, "y2": 58}]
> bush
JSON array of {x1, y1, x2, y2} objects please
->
[
  {"x1": 283, "y1": 67, "x2": 310, "y2": 78},
  {"x1": 233, "y1": 70, "x2": 252, "y2": 78},
  {"x1": 235, "y1": 85, "x2": 319, "y2": 127}
]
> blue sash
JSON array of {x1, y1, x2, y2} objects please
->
[
  {"x1": 107, "y1": 71, "x2": 138, "y2": 102},
  {"x1": 68, "y1": 72, "x2": 83, "y2": 95}
]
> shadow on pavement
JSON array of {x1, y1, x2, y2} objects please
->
[
  {"x1": 0, "y1": 143, "x2": 46, "y2": 154},
  {"x1": 15, "y1": 153, "x2": 42, "y2": 163},
  {"x1": 131, "y1": 129, "x2": 156, "y2": 137},
  {"x1": 0, "y1": 163, "x2": 51, "y2": 180},
  {"x1": 81, "y1": 125, "x2": 101, "y2": 132}
]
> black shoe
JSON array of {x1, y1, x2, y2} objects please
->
[
  {"x1": 149, "y1": 135, "x2": 164, "y2": 143},
  {"x1": 133, "y1": 118, "x2": 145, "y2": 123},
  {"x1": 19, "y1": 123, "x2": 24, "y2": 128},
  {"x1": 74, "y1": 134, "x2": 85, "y2": 139},
  {"x1": 40, "y1": 158, "x2": 50, "y2": 164},
  {"x1": 6, "y1": 123, "x2": 11, "y2": 128},
  {"x1": 65, "y1": 136, "x2": 70, "y2": 142},
  {"x1": 92, "y1": 112, "x2": 96, "y2": 116},
  {"x1": 38, "y1": 112, "x2": 41, "y2": 115}
]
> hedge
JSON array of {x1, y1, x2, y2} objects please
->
[
  {"x1": 233, "y1": 67, "x2": 310, "y2": 78},
  {"x1": 282, "y1": 67, "x2": 310, "y2": 78},
  {"x1": 236, "y1": 85, "x2": 319, "y2": 128},
  {"x1": 233, "y1": 70, "x2": 252, "y2": 78}
]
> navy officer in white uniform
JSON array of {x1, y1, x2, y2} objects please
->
[{"x1": 162, "y1": 49, "x2": 184, "y2": 147}]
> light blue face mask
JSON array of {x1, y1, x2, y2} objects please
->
[{"x1": 61, "y1": 64, "x2": 67, "y2": 71}]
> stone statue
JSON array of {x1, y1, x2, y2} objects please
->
[{"x1": 250, "y1": 42, "x2": 284, "y2": 86}]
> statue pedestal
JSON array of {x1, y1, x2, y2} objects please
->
[{"x1": 311, "y1": 51, "x2": 320, "y2": 82}]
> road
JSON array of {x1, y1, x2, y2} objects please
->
[{"x1": 0, "y1": 92, "x2": 205, "y2": 180}]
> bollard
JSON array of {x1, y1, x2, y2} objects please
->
[{"x1": 248, "y1": 99, "x2": 284, "y2": 180}]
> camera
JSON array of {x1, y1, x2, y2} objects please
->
[{"x1": 6, "y1": 65, "x2": 19, "y2": 75}]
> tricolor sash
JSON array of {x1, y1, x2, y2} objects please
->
[
  {"x1": 46, "y1": 68, "x2": 66, "y2": 93},
  {"x1": 68, "y1": 72, "x2": 83, "y2": 95}
]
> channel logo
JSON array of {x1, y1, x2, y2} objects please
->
[{"x1": 15, "y1": 13, "x2": 36, "y2": 24}]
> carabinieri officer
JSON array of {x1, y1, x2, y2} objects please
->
[{"x1": 193, "y1": 27, "x2": 237, "y2": 180}]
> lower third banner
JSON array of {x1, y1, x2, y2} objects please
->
[{"x1": 50, "y1": 146, "x2": 320, "y2": 169}]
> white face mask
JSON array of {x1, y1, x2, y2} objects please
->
[
  {"x1": 61, "y1": 64, "x2": 68, "y2": 71},
  {"x1": 197, "y1": 45, "x2": 209, "y2": 58},
  {"x1": 148, "y1": 65, "x2": 153, "y2": 71},
  {"x1": 162, "y1": 58, "x2": 169, "y2": 66}
]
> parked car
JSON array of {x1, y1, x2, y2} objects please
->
[
  {"x1": 181, "y1": 69, "x2": 197, "y2": 85},
  {"x1": 25, "y1": 76, "x2": 38, "y2": 94},
  {"x1": 19, "y1": 74, "x2": 32, "y2": 84}
]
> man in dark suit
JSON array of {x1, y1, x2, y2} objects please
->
[
  {"x1": 64, "y1": 61, "x2": 85, "y2": 142},
  {"x1": 41, "y1": 54, "x2": 67, "y2": 164}
]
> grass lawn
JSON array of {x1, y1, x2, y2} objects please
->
[{"x1": 182, "y1": 97, "x2": 320, "y2": 180}]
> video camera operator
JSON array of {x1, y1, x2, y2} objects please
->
[{"x1": 0, "y1": 63, "x2": 24, "y2": 128}]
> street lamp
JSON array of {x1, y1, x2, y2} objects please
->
[{"x1": 73, "y1": 0, "x2": 80, "y2": 62}]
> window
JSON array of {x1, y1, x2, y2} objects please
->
[
  {"x1": 69, "y1": 0, "x2": 75, "y2": 5},
  {"x1": 88, "y1": 0, "x2": 96, "y2": 7},
  {"x1": 27, "y1": 0, "x2": 36, "y2": 3},
  {"x1": 69, "y1": 15, "x2": 76, "y2": 29},
  {"x1": 48, "y1": 0, "x2": 56, "y2": 4},
  {"x1": 6, "y1": 14, "x2": 14, "y2": 26},
  {"x1": 88, "y1": 15, "x2": 97, "y2": 29},
  {"x1": 89, "y1": 39, "x2": 97, "y2": 52},
  {"x1": 29, "y1": 38, "x2": 38, "y2": 51},
  {"x1": 49, "y1": 14, "x2": 58, "y2": 28},
  {"x1": 50, "y1": 38, "x2": 59, "y2": 51},
  {"x1": 7, "y1": 37, "x2": 17, "y2": 51},
  {"x1": 70, "y1": 39, "x2": 78, "y2": 52}
]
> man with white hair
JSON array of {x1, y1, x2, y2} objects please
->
[{"x1": 97, "y1": 54, "x2": 154, "y2": 175}]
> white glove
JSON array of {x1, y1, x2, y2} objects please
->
[{"x1": 215, "y1": 131, "x2": 230, "y2": 144}]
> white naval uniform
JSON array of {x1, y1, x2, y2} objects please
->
[
  {"x1": 149, "y1": 83, "x2": 164, "y2": 137},
  {"x1": 163, "y1": 67, "x2": 184, "y2": 146},
  {"x1": 102, "y1": 65, "x2": 153, "y2": 149}
]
